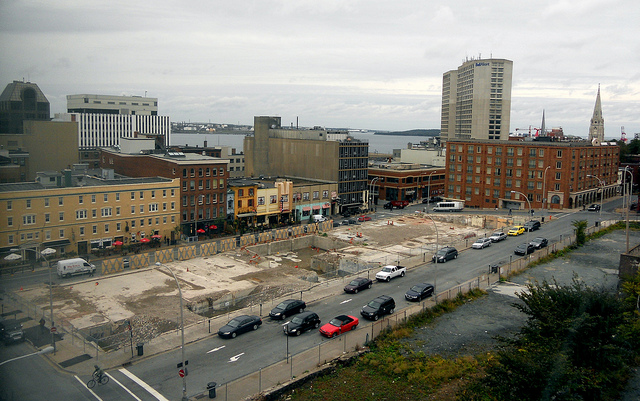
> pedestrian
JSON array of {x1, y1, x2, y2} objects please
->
[
  {"x1": 39, "y1": 316, "x2": 46, "y2": 334},
  {"x1": 508, "y1": 208, "x2": 512, "y2": 216}
]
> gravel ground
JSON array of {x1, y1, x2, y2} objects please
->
[{"x1": 400, "y1": 229, "x2": 640, "y2": 398}]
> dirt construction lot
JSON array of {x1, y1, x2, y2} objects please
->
[{"x1": 17, "y1": 213, "x2": 493, "y2": 344}]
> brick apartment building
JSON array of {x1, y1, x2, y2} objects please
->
[
  {"x1": 444, "y1": 139, "x2": 620, "y2": 210},
  {"x1": 100, "y1": 138, "x2": 229, "y2": 236},
  {"x1": 367, "y1": 164, "x2": 445, "y2": 204}
]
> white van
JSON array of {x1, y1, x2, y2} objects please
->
[
  {"x1": 57, "y1": 258, "x2": 96, "y2": 278},
  {"x1": 433, "y1": 201, "x2": 464, "y2": 212},
  {"x1": 312, "y1": 214, "x2": 327, "y2": 223}
]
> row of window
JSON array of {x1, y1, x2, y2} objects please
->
[
  {"x1": 182, "y1": 179, "x2": 224, "y2": 191},
  {"x1": 5, "y1": 189, "x2": 176, "y2": 211},
  {"x1": 5, "y1": 214, "x2": 175, "y2": 246},
  {"x1": 182, "y1": 167, "x2": 225, "y2": 178},
  {"x1": 9, "y1": 202, "x2": 176, "y2": 227}
]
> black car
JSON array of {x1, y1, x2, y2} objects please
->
[
  {"x1": 344, "y1": 277, "x2": 373, "y2": 294},
  {"x1": 514, "y1": 243, "x2": 535, "y2": 256},
  {"x1": 429, "y1": 196, "x2": 444, "y2": 203},
  {"x1": 360, "y1": 295, "x2": 395, "y2": 321},
  {"x1": 0, "y1": 319, "x2": 25, "y2": 344},
  {"x1": 383, "y1": 202, "x2": 393, "y2": 210},
  {"x1": 269, "y1": 299, "x2": 306, "y2": 320},
  {"x1": 405, "y1": 283, "x2": 435, "y2": 302},
  {"x1": 432, "y1": 246, "x2": 458, "y2": 263},
  {"x1": 530, "y1": 237, "x2": 548, "y2": 249},
  {"x1": 340, "y1": 219, "x2": 351, "y2": 226},
  {"x1": 283, "y1": 311, "x2": 321, "y2": 336},
  {"x1": 217, "y1": 315, "x2": 262, "y2": 339},
  {"x1": 523, "y1": 220, "x2": 541, "y2": 232},
  {"x1": 587, "y1": 204, "x2": 601, "y2": 212}
]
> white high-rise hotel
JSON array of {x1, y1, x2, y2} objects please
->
[{"x1": 440, "y1": 58, "x2": 513, "y2": 143}]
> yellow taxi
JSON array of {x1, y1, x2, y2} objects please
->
[{"x1": 507, "y1": 226, "x2": 525, "y2": 236}]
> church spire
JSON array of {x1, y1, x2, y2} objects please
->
[{"x1": 588, "y1": 84, "x2": 604, "y2": 143}]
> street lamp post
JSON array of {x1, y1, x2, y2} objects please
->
[
  {"x1": 368, "y1": 177, "x2": 379, "y2": 211},
  {"x1": 424, "y1": 214, "x2": 439, "y2": 302},
  {"x1": 0, "y1": 346, "x2": 54, "y2": 366},
  {"x1": 511, "y1": 190, "x2": 532, "y2": 217},
  {"x1": 542, "y1": 166, "x2": 550, "y2": 213},
  {"x1": 155, "y1": 262, "x2": 187, "y2": 401},
  {"x1": 194, "y1": 194, "x2": 204, "y2": 240},
  {"x1": 586, "y1": 175, "x2": 604, "y2": 216},
  {"x1": 41, "y1": 248, "x2": 57, "y2": 352},
  {"x1": 623, "y1": 167, "x2": 633, "y2": 252},
  {"x1": 427, "y1": 171, "x2": 436, "y2": 203}
]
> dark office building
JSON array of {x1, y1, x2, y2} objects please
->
[{"x1": 0, "y1": 81, "x2": 50, "y2": 134}]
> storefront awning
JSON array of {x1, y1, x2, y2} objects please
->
[
  {"x1": 312, "y1": 205, "x2": 321, "y2": 210},
  {"x1": 322, "y1": 204, "x2": 330, "y2": 208},
  {"x1": 42, "y1": 239, "x2": 71, "y2": 247},
  {"x1": 302, "y1": 207, "x2": 311, "y2": 211},
  {"x1": 237, "y1": 212, "x2": 256, "y2": 218}
]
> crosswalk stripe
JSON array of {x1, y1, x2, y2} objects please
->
[
  {"x1": 119, "y1": 368, "x2": 170, "y2": 401},
  {"x1": 106, "y1": 372, "x2": 142, "y2": 401},
  {"x1": 75, "y1": 375, "x2": 104, "y2": 400}
]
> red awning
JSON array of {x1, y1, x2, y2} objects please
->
[
  {"x1": 302, "y1": 207, "x2": 311, "y2": 211},
  {"x1": 312, "y1": 206, "x2": 321, "y2": 210},
  {"x1": 322, "y1": 204, "x2": 330, "y2": 208}
]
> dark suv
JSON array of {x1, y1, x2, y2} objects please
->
[
  {"x1": 0, "y1": 319, "x2": 25, "y2": 344},
  {"x1": 360, "y1": 295, "x2": 395, "y2": 321},
  {"x1": 523, "y1": 220, "x2": 541, "y2": 232},
  {"x1": 432, "y1": 246, "x2": 458, "y2": 263},
  {"x1": 283, "y1": 311, "x2": 321, "y2": 336}
]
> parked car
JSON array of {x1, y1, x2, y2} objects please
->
[
  {"x1": 375, "y1": 265, "x2": 406, "y2": 282},
  {"x1": 514, "y1": 243, "x2": 536, "y2": 256},
  {"x1": 319, "y1": 315, "x2": 359, "y2": 338},
  {"x1": 530, "y1": 237, "x2": 549, "y2": 249},
  {"x1": 421, "y1": 198, "x2": 430, "y2": 204},
  {"x1": 217, "y1": 315, "x2": 262, "y2": 338},
  {"x1": 283, "y1": 311, "x2": 321, "y2": 336},
  {"x1": 523, "y1": 220, "x2": 541, "y2": 232},
  {"x1": 472, "y1": 237, "x2": 492, "y2": 249},
  {"x1": 357, "y1": 215, "x2": 372, "y2": 222},
  {"x1": 508, "y1": 226, "x2": 525, "y2": 236},
  {"x1": 269, "y1": 299, "x2": 306, "y2": 320},
  {"x1": 344, "y1": 277, "x2": 373, "y2": 294},
  {"x1": 587, "y1": 204, "x2": 601, "y2": 212},
  {"x1": 340, "y1": 219, "x2": 351, "y2": 226},
  {"x1": 489, "y1": 231, "x2": 507, "y2": 242},
  {"x1": 360, "y1": 295, "x2": 396, "y2": 320},
  {"x1": 0, "y1": 319, "x2": 25, "y2": 344},
  {"x1": 429, "y1": 196, "x2": 444, "y2": 203},
  {"x1": 432, "y1": 246, "x2": 458, "y2": 263},
  {"x1": 348, "y1": 218, "x2": 358, "y2": 225},
  {"x1": 404, "y1": 283, "x2": 435, "y2": 302},
  {"x1": 383, "y1": 202, "x2": 394, "y2": 210}
]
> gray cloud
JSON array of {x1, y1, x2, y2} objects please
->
[{"x1": 1, "y1": 0, "x2": 638, "y2": 136}]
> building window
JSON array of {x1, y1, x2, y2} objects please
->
[
  {"x1": 116, "y1": 193, "x2": 120, "y2": 201},
  {"x1": 131, "y1": 192, "x2": 135, "y2": 200},
  {"x1": 59, "y1": 229, "x2": 65, "y2": 238},
  {"x1": 76, "y1": 210, "x2": 88, "y2": 219},
  {"x1": 44, "y1": 198, "x2": 49, "y2": 207},
  {"x1": 92, "y1": 225, "x2": 97, "y2": 234},
  {"x1": 139, "y1": 191, "x2": 144, "y2": 199},
  {"x1": 80, "y1": 227, "x2": 85, "y2": 236},
  {"x1": 116, "y1": 207, "x2": 120, "y2": 216},
  {"x1": 149, "y1": 203, "x2": 159, "y2": 212},
  {"x1": 105, "y1": 224, "x2": 109, "y2": 233},
  {"x1": 557, "y1": 150, "x2": 563, "y2": 157},
  {"x1": 59, "y1": 212, "x2": 64, "y2": 221},
  {"x1": 58, "y1": 197, "x2": 63, "y2": 206},
  {"x1": 91, "y1": 194, "x2": 96, "y2": 203},
  {"x1": 171, "y1": 202, "x2": 176, "y2": 210},
  {"x1": 101, "y1": 207, "x2": 112, "y2": 217},
  {"x1": 140, "y1": 205, "x2": 144, "y2": 213},
  {"x1": 7, "y1": 216, "x2": 13, "y2": 227},
  {"x1": 92, "y1": 209, "x2": 97, "y2": 218},
  {"x1": 270, "y1": 195, "x2": 277, "y2": 204},
  {"x1": 258, "y1": 196, "x2": 265, "y2": 205},
  {"x1": 117, "y1": 222, "x2": 121, "y2": 231},
  {"x1": 556, "y1": 161, "x2": 562, "y2": 169},
  {"x1": 131, "y1": 205, "x2": 136, "y2": 214},
  {"x1": 104, "y1": 194, "x2": 108, "y2": 202},
  {"x1": 151, "y1": 190, "x2": 155, "y2": 198},
  {"x1": 45, "y1": 213, "x2": 50, "y2": 223},
  {"x1": 555, "y1": 172, "x2": 561, "y2": 180},
  {"x1": 79, "y1": 195, "x2": 84, "y2": 204},
  {"x1": 313, "y1": 191, "x2": 319, "y2": 200}
]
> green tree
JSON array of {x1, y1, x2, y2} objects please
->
[
  {"x1": 463, "y1": 279, "x2": 638, "y2": 401},
  {"x1": 572, "y1": 219, "x2": 587, "y2": 246}
]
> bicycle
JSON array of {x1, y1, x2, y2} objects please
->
[{"x1": 87, "y1": 372, "x2": 109, "y2": 388}]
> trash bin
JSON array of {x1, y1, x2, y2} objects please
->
[
  {"x1": 490, "y1": 264, "x2": 499, "y2": 274},
  {"x1": 595, "y1": 221, "x2": 600, "y2": 227},
  {"x1": 136, "y1": 342, "x2": 144, "y2": 356},
  {"x1": 207, "y1": 382, "x2": 217, "y2": 398}
]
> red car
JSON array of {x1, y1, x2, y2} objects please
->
[
  {"x1": 319, "y1": 315, "x2": 359, "y2": 338},
  {"x1": 357, "y1": 215, "x2": 372, "y2": 222}
]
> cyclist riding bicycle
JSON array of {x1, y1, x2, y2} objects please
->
[{"x1": 93, "y1": 365, "x2": 104, "y2": 381}]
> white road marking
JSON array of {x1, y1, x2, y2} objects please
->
[
  {"x1": 75, "y1": 375, "x2": 104, "y2": 400},
  {"x1": 229, "y1": 352, "x2": 245, "y2": 362},
  {"x1": 207, "y1": 345, "x2": 226, "y2": 354},
  {"x1": 106, "y1": 372, "x2": 142, "y2": 401},
  {"x1": 340, "y1": 299, "x2": 352, "y2": 304},
  {"x1": 119, "y1": 368, "x2": 169, "y2": 401}
]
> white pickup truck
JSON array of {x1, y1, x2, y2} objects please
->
[{"x1": 375, "y1": 265, "x2": 406, "y2": 282}]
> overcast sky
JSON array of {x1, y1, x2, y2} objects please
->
[{"x1": 1, "y1": 0, "x2": 638, "y2": 138}]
